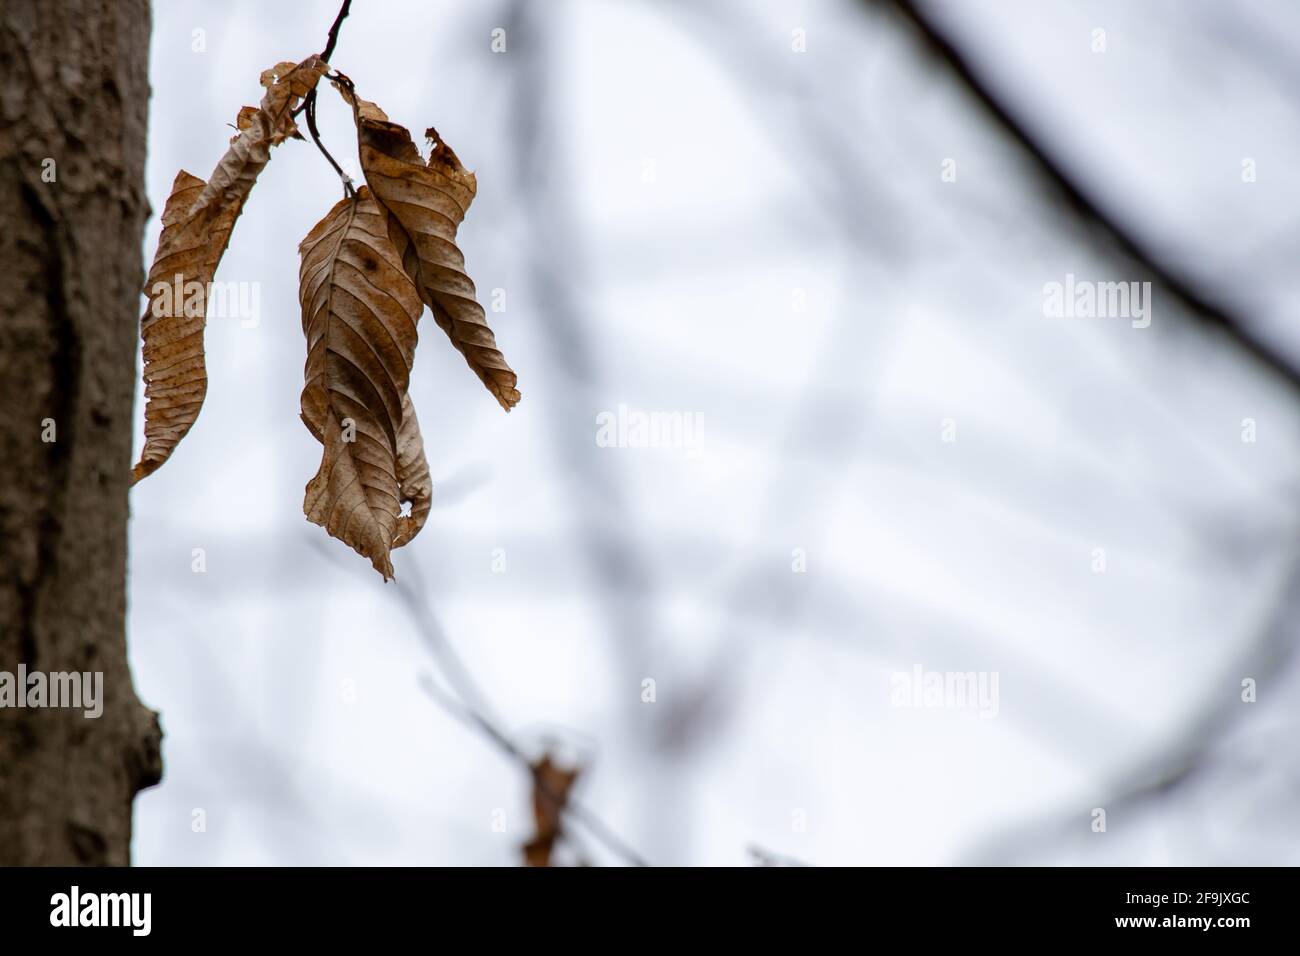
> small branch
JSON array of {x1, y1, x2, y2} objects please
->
[{"x1": 320, "y1": 0, "x2": 352, "y2": 61}]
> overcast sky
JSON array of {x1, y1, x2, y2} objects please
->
[{"x1": 128, "y1": 0, "x2": 1300, "y2": 865}]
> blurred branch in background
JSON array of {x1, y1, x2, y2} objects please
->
[
  {"x1": 877, "y1": 0, "x2": 1300, "y2": 401},
  {"x1": 968, "y1": 547, "x2": 1300, "y2": 864},
  {"x1": 862, "y1": 0, "x2": 1300, "y2": 864},
  {"x1": 395, "y1": 557, "x2": 652, "y2": 866},
  {"x1": 648, "y1": 0, "x2": 914, "y2": 768},
  {"x1": 306, "y1": 534, "x2": 650, "y2": 866},
  {"x1": 501, "y1": 0, "x2": 724, "y2": 860}
]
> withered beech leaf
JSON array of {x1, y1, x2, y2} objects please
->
[
  {"x1": 298, "y1": 187, "x2": 425, "y2": 579},
  {"x1": 131, "y1": 56, "x2": 327, "y2": 484},
  {"x1": 130, "y1": 169, "x2": 242, "y2": 484},
  {"x1": 339, "y1": 85, "x2": 521, "y2": 411}
]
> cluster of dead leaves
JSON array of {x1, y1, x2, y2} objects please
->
[{"x1": 131, "y1": 56, "x2": 518, "y2": 578}]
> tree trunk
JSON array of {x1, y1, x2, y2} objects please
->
[{"x1": 0, "y1": 0, "x2": 161, "y2": 865}]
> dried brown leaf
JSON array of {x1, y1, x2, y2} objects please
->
[
  {"x1": 523, "y1": 755, "x2": 580, "y2": 867},
  {"x1": 132, "y1": 55, "x2": 327, "y2": 483},
  {"x1": 339, "y1": 87, "x2": 521, "y2": 411},
  {"x1": 298, "y1": 188, "x2": 426, "y2": 578},
  {"x1": 130, "y1": 169, "x2": 242, "y2": 483}
]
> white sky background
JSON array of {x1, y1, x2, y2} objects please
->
[{"x1": 127, "y1": 0, "x2": 1300, "y2": 865}]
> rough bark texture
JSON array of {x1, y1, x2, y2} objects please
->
[{"x1": 0, "y1": 0, "x2": 161, "y2": 865}]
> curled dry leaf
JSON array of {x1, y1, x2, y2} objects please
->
[
  {"x1": 131, "y1": 170, "x2": 242, "y2": 484},
  {"x1": 131, "y1": 56, "x2": 327, "y2": 483},
  {"x1": 299, "y1": 187, "x2": 428, "y2": 579},
  {"x1": 339, "y1": 85, "x2": 521, "y2": 411}
]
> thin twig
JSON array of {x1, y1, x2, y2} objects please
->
[
  {"x1": 293, "y1": 0, "x2": 352, "y2": 118},
  {"x1": 295, "y1": 0, "x2": 355, "y2": 196},
  {"x1": 320, "y1": 0, "x2": 352, "y2": 61}
]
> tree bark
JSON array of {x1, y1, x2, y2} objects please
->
[{"x1": 0, "y1": 0, "x2": 161, "y2": 865}]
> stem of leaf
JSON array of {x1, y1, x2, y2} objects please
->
[
  {"x1": 298, "y1": 0, "x2": 356, "y2": 198},
  {"x1": 304, "y1": 91, "x2": 356, "y2": 200}
]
